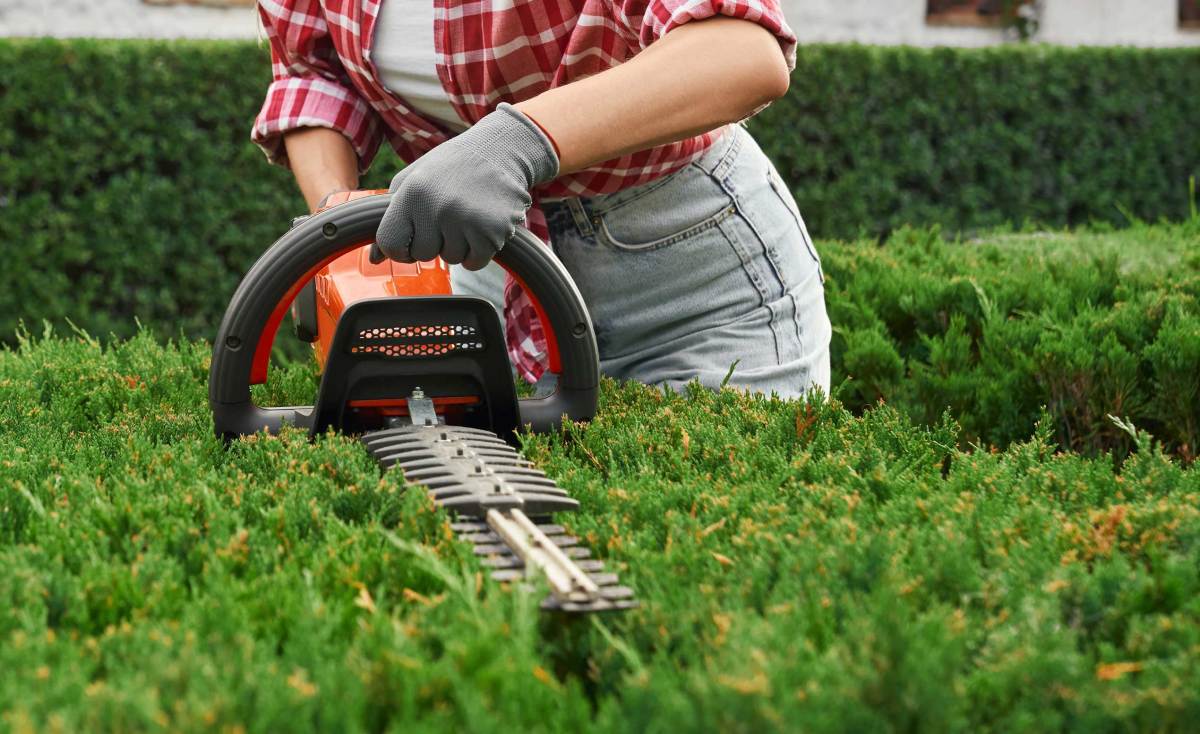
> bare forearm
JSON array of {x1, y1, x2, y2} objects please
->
[
  {"x1": 283, "y1": 127, "x2": 360, "y2": 212},
  {"x1": 515, "y1": 17, "x2": 790, "y2": 174}
]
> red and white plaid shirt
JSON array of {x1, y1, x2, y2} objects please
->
[{"x1": 253, "y1": 0, "x2": 796, "y2": 382}]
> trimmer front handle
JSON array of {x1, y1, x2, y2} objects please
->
[{"x1": 209, "y1": 193, "x2": 599, "y2": 440}]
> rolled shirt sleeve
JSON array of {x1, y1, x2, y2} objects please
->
[
  {"x1": 615, "y1": 0, "x2": 797, "y2": 70},
  {"x1": 251, "y1": 0, "x2": 384, "y2": 172}
]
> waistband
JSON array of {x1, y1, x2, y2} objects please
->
[
  {"x1": 542, "y1": 125, "x2": 747, "y2": 242},
  {"x1": 538, "y1": 123, "x2": 741, "y2": 210}
]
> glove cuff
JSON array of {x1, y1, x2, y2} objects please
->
[{"x1": 463, "y1": 102, "x2": 561, "y2": 188}]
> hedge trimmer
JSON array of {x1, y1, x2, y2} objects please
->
[{"x1": 209, "y1": 191, "x2": 635, "y2": 612}]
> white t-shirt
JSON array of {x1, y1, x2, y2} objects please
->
[{"x1": 370, "y1": 0, "x2": 468, "y2": 132}]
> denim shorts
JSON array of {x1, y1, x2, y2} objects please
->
[{"x1": 451, "y1": 123, "x2": 831, "y2": 400}]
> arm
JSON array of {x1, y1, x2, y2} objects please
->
[
  {"x1": 283, "y1": 127, "x2": 360, "y2": 213},
  {"x1": 252, "y1": 1, "x2": 383, "y2": 207},
  {"x1": 373, "y1": 11, "x2": 795, "y2": 269},
  {"x1": 516, "y1": 16, "x2": 792, "y2": 174}
]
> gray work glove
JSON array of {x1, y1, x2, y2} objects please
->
[{"x1": 372, "y1": 102, "x2": 559, "y2": 270}]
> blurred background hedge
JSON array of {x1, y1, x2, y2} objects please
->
[
  {"x1": 2, "y1": 39, "x2": 1198, "y2": 345},
  {"x1": 1, "y1": 39, "x2": 1198, "y2": 456},
  {"x1": 753, "y1": 44, "x2": 1200, "y2": 239},
  {"x1": 0, "y1": 39, "x2": 400, "y2": 344}
]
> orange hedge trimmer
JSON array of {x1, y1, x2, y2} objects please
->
[{"x1": 209, "y1": 191, "x2": 634, "y2": 612}]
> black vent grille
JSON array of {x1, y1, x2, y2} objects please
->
[{"x1": 350, "y1": 324, "x2": 484, "y2": 358}]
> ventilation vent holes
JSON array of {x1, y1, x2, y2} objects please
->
[
  {"x1": 357, "y1": 325, "x2": 477, "y2": 339},
  {"x1": 349, "y1": 323, "x2": 484, "y2": 358},
  {"x1": 350, "y1": 342, "x2": 485, "y2": 357}
]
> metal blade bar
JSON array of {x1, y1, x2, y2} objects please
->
[
  {"x1": 486, "y1": 508, "x2": 601, "y2": 604},
  {"x1": 360, "y1": 422, "x2": 636, "y2": 613}
]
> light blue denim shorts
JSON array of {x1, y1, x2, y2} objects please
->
[{"x1": 452, "y1": 123, "x2": 831, "y2": 400}]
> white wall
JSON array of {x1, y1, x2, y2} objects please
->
[
  {"x1": 1038, "y1": 0, "x2": 1200, "y2": 46},
  {"x1": 783, "y1": 0, "x2": 1006, "y2": 46},
  {"x1": 0, "y1": 0, "x2": 258, "y2": 39},
  {"x1": 781, "y1": 0, "x2": 1200, "y2": 47},
  {"x1": 2, "y1": 0, "x2": 1199, "y2": 46}
]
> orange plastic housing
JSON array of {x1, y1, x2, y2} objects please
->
[
  {"x1": 298, "y1": 190, "x2": 571, "y2": 421},
  {"x1": 309, "y1": 190, "x2": 454, "y2": 369},
  {"x1": 312, "y1": 247, "x2": 452, "y2": 368},
  {"x1": 309, "y1": 245, "x2": 465, "y2": 419},
  {"x1": 300, "y1": 190, "x2": 461, "y2": 418}
]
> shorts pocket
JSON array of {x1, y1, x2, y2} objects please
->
[
  {"x1": 595, "y1": 201, "x2": 737, "y2": 252},
  {"x1": 593, "y1": 161, "x2": 737, "y2": 253}
]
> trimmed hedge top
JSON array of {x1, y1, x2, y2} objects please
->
[{"x1": 823, "y1": 219, "x2": 1200, "y2": 460}]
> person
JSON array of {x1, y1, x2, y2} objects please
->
[{"x1": 253, "y1": 0, "x2": 830, "y2": 399}]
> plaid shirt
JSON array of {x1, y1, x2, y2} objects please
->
[{"x1": 253, "y1": 0, "x2": 796, "y2": 382}]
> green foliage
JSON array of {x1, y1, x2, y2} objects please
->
[
  {"x1": 750, "y1": 44, "x2": 1200, "y2": 241},
  {"x1": 3, "y1": 332, "x2": 1200, "y2": 730},
  {"x1": 823, "y1": 220, "x2": 1200, "y2": 459},
  {"x1": 2, "y1": 37, "x2": 1197, "y2": 727},
  {"x1": 2, "y1": 38, "x2": 1198, "y2": 458},
  {"x1": 0, "y1": 38, "x2": 400, "y2": 349},
  {"x1": 3, "y1": 40, "x2": 1199, "y2": 349}
]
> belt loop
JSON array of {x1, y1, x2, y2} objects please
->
[
  {"x1": 709, "y1": 126, "x2": 743, "y2": 181},
  {"x1": 565, "y1": 197, "x2": 595, "y2": 236}
]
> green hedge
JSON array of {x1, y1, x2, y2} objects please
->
[
  {"x1": 3, "y1": 334, "x2": 1200, "y2": 730},
  {"x1": 2, "y1": 39, "x2": 1199, "y2": 347},
  {"x1": 0, "y1": 39, "x2": 403, "y2": 345},
  {"x1": 2, "y1": 39, "x2": 1198, "y2": 457},
  {"x1": 752, "y1": 44, "x2": 1200, "y2": 239},
  {"x1": 824, "y1": 219, "x2": 1200, "y2": 460}
]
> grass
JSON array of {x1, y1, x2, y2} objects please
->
[{"x1": 2, "y1": 320, "x2": 1198, "y2": 732}]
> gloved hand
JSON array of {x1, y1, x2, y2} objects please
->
[{"x1": 372, "y1": 102, "x2": 559, "y2": 270}]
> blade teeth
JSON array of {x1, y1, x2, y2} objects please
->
[
  {"x1": 374, "y1": 447, "x2": 440, "y2": 459},
  {"x1": 458, "y1": 527, "x2": 570, "y2": 545},
  {"x1": 361, "y1": 426, "x2": 635, "y2": 612},
  {"x1": 471, "y1": 540, "x2": 590, "y2": 559},
  {"x1": 383, "y1": 457, "x2": 444, "y2": 469},
  {"x1": 480, "y1": 556, "x2": 522, "y2": 569},
  {"x1": 473, "y1": 543, "x2": 514, "y2": 556},
  {"x1": 458, "y1": 531, "x2": 500, "y2": 544},
  {"x1": 491, "y1": 475, "x2": 557, "y2": 486},
  {"x1": 463, "y1": 527, "x2": 587, "y2": 550},
  {"x1": 489, "y1": 569, "x2": 525, "y2": 582},
  {"x1": 488, "y1": 468, "x2": 550, "y2": 478},
  {"x1": 401, "y1": 468, "x2": 458, "y2": 481},
  {"x1": 468, "y1": 447, "x2": 527, "y2": 456},
  {"x1": 487, "y1": 570, "x2": 625, "y2": 587},
  {"x1": 480, "y1": 558, "x2": 606, "y2": 572},
  {"x1": 472, "y1": 460, "x2": 535, "y2": 469},
  {"x1": 543, "y1": 597, "x2": 640, "y2": 613},
  {"x1": 426, "y1": 488, "x2": 475, "y2": 500},
  {"x1": 600, "y1": 586, "x2": 635, "y2": 600},
  {"x1": 499, "y1": 485, "x2": 570, "y2": 497}
]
